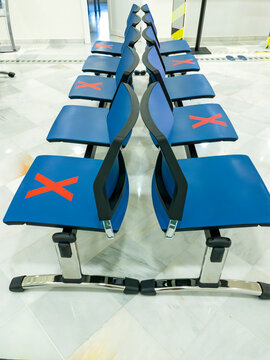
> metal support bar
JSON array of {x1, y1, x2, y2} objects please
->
[
  {"x1": 195, "y1": 0, "x2": 207, "y2": 52},
  {"x1": 10, "y1": 274, "x2": 139, "y2": 294},
  {"x1": 84, "y1": 144, "x2": 97, "y2": 159},
  {"x1": 199, "y1": 231, "x2": 231, "y2": 286},
  {"x1": 55, "y1": 241, "x2": 82, "y2": 281},
  {"x1": 9, "y1": 228, "x2": 139, "y2": 294},
  {"x1": 141, "y1": 227, "x2": 270, "y2": 299},
  {"x1": 0, "y1": 0, "x2": 18, "y2": 53},
  {"x1": 190, "y1": 0, "x2": 211, "y2": 55},
  {"x1": 53, "y1": 229, "x2": 82, "y2": 281},
  {"x1": 141, "y1": 278, "x2": 264, "y2": 297},
  {"x1": 184, "y1": 144, "x2": 198, "y2": 158}
]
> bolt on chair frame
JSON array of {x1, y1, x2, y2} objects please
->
[
  {"x1": 8, "y1": 85, "x2": 140, "y2": 295},
  {"x1": 140, "y1": 84, "x2": 270, "y2": 299}
]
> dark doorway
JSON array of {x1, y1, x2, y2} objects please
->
[{"x1": 87, "y1": 0, "x2": 110, "y2": 43}]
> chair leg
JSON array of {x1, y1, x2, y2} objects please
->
[
  {"x1": 9, "y1": 229, "x2": 139, "y2": 294},
  {"x1": 93, "y1": 0, "x2": 97, "y2": 15},
  {"x1": 141, "y1": 230, "x2": 270, "y2": 299},
  {"x1": 0, "y1": 71, "x2": 15, "y2": 77}
]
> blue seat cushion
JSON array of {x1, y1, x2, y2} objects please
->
[
  {"x1": 152, "y1": 155, "x2": 270, "y2": 231},
  {"x1": 47, "y1": 105, "x2": 110, "y2": 146},
  {"x1": 159, "y1": 39, "x2": 191, "y2": 55},
  {"x1": 169, "y1": 104, "x2": 238, "y2": 145},
  {"x1": 91, "y1": 41, "x2": 123, "y2": 56},
  {"x1": 4, "y1": 156, "x2": 129, "y2": 232},
  {"x1": 82, "y1": 55, "x2": 120, "y2": 74},
  {"x1": 164, "y1": 74, "x2": 215, "y2": 101},
  {"x1": 69, "y1": 75, "x2": 117, "y2": 101},
  {"x1": 162, "y1": 54, "x2": 200, "y2": 74}
]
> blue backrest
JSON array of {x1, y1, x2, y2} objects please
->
[
  {"x1": 147, "y1": 46, "x2": 166, "y2": 81},
  {"x1": 127, "y1": 4, "x2": 140, "y2": 23},
  {"x1": 94, "y1": 83, "x2": 139, "y2": 222},
  {"x1": 146, "y1": 26, "x2": 160, "y2": 49},
  {"x1": 140, "y1": 82, "x2": 188, "y2": 221},
  {"x1": 107, "y1": 83, "x2": 133, "y2": 144},
  {"x1": 148, "y1": 82, "x2": 174, "y2": 143},
  {"x1": 126, "y1": 13, "x2": 139, "y2": 29},
  {"x1": 116, "y1": 46, "x2": 136, "y2": 86},
  {"x1": 141, "y1": 4, "x2": 150, "y2": 13},
  {"x1": 144, "y1": 12, "x2": 158, "y2": 36},
  {"x1": 122, "y1": 26, "x2": 138, "y2": 51}
]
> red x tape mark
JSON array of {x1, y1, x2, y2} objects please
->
[
  {"x1": 25, "y1": 174, "x2": 79, "y2": 201},
  {"x1": 172, "y1": 59, "x2": 195, "y2": 66},
  {"x1": 190, "y1": 114, "x2": 227, "y2": 129},
  {"x1": 75, "y1": 81, "x2": 102, "y2": 91},
  {"x1": 95, "y1": 44, "x2": 113, "y2": 49}
]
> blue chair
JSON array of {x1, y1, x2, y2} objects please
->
[
  {"x1": 143, "y1": 46, "x2": 215, "y2": 104},
  {"x1": 140, "y1": 82, "x2": 270, "y2": 299},
  {"x1": 142, "y1": 27, "x2": 200, "y2": 75},
  {"x1": 130, "y1": 3, "x2": 141, "y2": 14},
  {"x1": 146, "y1": 82, "x2": 238, "y2": 147},
  {"x1": 83, "y1": 27, "x2": 140, "y2": 75},
  {"x1": 4, "y1": 83, "x2": 140, "y2": 294},
  {"x1": 69, "y1": 46, "x2": 139, "y2": 102},
  {"x1": 141, "y1": 3, "x2": 150, "y2": 13},
  {"x1": 142, "y1": 12, "x2": 191, "y2": 55},
  {"x1": 91, "y1": 14, "x2": 141, "y2": 56},
  {"x1": 47, "y1": 83, "x2": 135, "y2": 148}
]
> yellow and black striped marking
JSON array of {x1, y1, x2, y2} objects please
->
[{"x1": 171, "y1": 0, "x2": 186, "y2": 40}]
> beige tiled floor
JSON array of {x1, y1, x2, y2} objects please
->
[{"x1": 0, "y1": 33, "x2": 270, "y2": 359}]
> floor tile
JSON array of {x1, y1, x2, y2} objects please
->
[
  {"x1": 29, "y1": 289, "x2": 122, "y2": 359},
  {"x1": 0, "y1": 306, "x2": 63, "y2": 360},
  {"x1": 68, "y1": 308, "x2": 173, "y2": 360}
]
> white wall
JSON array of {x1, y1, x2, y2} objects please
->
[
  {"x1": 108, "y1": 0, "x2": 173, "y2": 39},
  {"x1": 184, "y1": 0, "x2": 270, "y2": 39},
  {"x1": 143, "y1": 0, "x2": 173, "y2": 39},
  {"x1": 0, "y1": 0, "x2": 90, "y2": 42},
  {"x1": 108, "y1": 0, "x2": 140, "y2": 37},
  {"x1": 1, "y1": 0, "x2": 268, "y2": 44},
  {"x1": 109, "y1": 0, "x2": 269, "y2": 41}
]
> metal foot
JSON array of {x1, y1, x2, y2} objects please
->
[
  {"x1": 8, "y1": 229, "x2": 140, "y2": 295},
  {"x1": 10, "y1": 274, "x2": 139, "y2": 294},
  {"x1": 141, "y1": 232, "x2": 270, "y2": 299},
  {"x1": 141, "y1": 278, "x2": 270, "y2": 299},
  {"x1": 0, "y1": 71, "x2": 15, "y2": 77}
]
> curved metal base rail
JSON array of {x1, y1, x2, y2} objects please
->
[
  {"x1": 10, "y1": 274, "x2": 139, "y2": 295},
  {"x1": 141, "y1": 278, "x2": 270, "y2": 299}
]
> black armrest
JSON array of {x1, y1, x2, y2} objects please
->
[
  {"x1": 94, "y1": 84, "x2": 139, "y2": 221},
  {"x1": 140, "y1": 82, "x2": 188, "y2": 221}
]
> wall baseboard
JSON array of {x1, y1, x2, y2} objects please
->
[
  {"x1": 184, "y1": 36, "x2": 266, "y2": 43},
  {"x1": 0, "y1": 39, "x2": 86, "y2": 45}
]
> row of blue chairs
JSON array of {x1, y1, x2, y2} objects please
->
[
  {"x1": 4, "y1": 4, "x2": 142, "y2": 294},
  {"x1": 139, "y1": 6, "x2": 270, "y2": 298},
  {"x1": 3, "y1": 4, "x2": 270, "y2": 299}
]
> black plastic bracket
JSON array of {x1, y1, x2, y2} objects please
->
[
  {"x1": 124, "y1": 277, "x2": 140, "y2": 294},
  {"x1": 9, "y1": 276, "x2": 25, "y2": 292},
  {"x1": 58, "y1": 243, "x2": 72, "y2": 258},
  {"x1": 140, "y1": 279, "x2": 157, "y2": 295},
  {"x1": 206, "y1": 237, "x2": 231, "y2": 263},
  {"x1": 134, "y1": 70, "x2": 146, "y2": 76},
  {"x1": 258, "y1": 282, "x2": 270, "y2": 299},
  {"x1": 52, "y1": 231, "x2": 76, "y2": 244}
]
